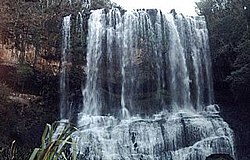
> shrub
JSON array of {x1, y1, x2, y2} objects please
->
[
  {"x1": 0, "y1": 82, "x2": 11, "y2": 104},
  {"x1": 16, "y1": 64, "x2": 34, "y2": 92},
  {"x1": 0, "y1": 140, "x2": 16, "y2": 160},
  {"x1": 29, "y1": 121, "x2": 78, "y2": 160}
]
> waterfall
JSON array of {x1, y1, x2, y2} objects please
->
[
  {"x1": 59, "y1": 8, "x2": 234, "y2": 160},
  {"x1": 60, "y1": 15, "x2": 71, "y2": 119},
  {"x1": 165, "y1": 14, "x2": 191, "y2": 110},
  {"x1": 174, "y1": 15, "x2": 214, "y2": 110},
  {"x1": 76, "y1": 12, "x2": 84, "y2": 44},
  {"x1": 79, "y1": 9, "x2": 214, "y2": 118},
  {"x1": 81, "y1": 10, "x2": 106, "y2": 115}
]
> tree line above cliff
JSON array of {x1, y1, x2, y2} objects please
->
[
  {"x1": 0, "y1": 0, "x2": 117, "y2": 97},
  {"x1": 0, "y1": 0, "x2": 116, "y2": 64}
]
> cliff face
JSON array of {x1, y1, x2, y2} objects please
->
[{"x1": 0, "y1": 44, "x2": 60, "y2": 74}]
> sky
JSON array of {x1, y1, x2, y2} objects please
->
[{"x1": 111, "y1": 0, "x2": 199, "y2": 15}]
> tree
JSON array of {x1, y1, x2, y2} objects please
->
[{"x1": 196, "y1": 0, "x2": 250, "y2": 103}]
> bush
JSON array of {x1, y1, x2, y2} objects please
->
[
  {"x1": 0, "y1": 140, "x2": 16, "y2": 160},
  {"x1": 16, "y1": 64, "x2": 34, "y2": 92},
  {"x1": 0, "y1": 82, "x2": 11, "y2": 104},
  {"x1": 29, "y1": 121, "x2": 78, "y2": 160}
]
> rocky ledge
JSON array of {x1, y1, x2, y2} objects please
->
[{"x1": 74, "y1": 105, "x2": 235, "y2": 160}]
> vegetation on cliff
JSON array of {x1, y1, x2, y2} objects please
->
[
  {"x1": 0, "y1": 0, "x2": 115, "y2": 159},
  {"x1": 196, "y1": 0, "x2": 250, "y2": 104}
]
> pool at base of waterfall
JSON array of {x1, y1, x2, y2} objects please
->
[{"x1": 73, "y1": 105, "x2": 235, "y2": 160}]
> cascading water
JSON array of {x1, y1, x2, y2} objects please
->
[
  {"x1": 165, "y1": 14, "x2": 192, "y2": 110},
  {"x1": 79, "y1": 9, "x2": 214, "y2": 117},
  {"x1": 60, "y1": 8, "x2": 235, "y2": 160},
  {"x1": 174, "y1": 15, "x2": 214, "y2": 110},
  {"x1": 60, "y1": 15, "x2": 71, "y2": 119},
  {"x1": 81, "y1": 9, "x2": 106, "y2": 115}
]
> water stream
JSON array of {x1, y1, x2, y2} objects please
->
[{"x1": 60, "y1": 8, "x2": 235, "y2": 160}]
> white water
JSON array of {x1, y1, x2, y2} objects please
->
[
  {"x1": 75, "y1": 106, "x2": 235, "y2": 160},
  {"x1": 79, "y1": 9, "x2": 214, "y2": 118},
  {"x1": 165, "y1": 14, "x2": 191, "y2": 110},
  {"x1": 82, "y1": 10, "x2": 106, "y2": 115},
  {"x1": 59, "y1": 8, "x2": 235, "y2": 160},
  {"x1": 60, "y1": 15, "x2": 71, "y2": 119}
]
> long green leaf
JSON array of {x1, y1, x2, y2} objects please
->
[
  {"x1": 29, "y1": 121, "x2": 78, "y2": 160},
  {"x1": 41, "y1": 124, "x2": 50, "y2": 149},
  {"x1": 29, "y1": 148, "x2": 41, "y2": 160}
]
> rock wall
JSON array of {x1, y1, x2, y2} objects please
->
[{"x1": 75, "y1": 106, "x2": 235, "y2": 160}]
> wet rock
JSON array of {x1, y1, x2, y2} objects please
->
[{"x1": 75, "y1": 110, "x2": 235, "y2": 160}]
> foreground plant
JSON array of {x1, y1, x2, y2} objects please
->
[
  {"x1": 0, "y1": 140, "x2": 16, "y2": 160},
  {"x1": 29, "y1": 121, "x2": 78, "y2": 160}
]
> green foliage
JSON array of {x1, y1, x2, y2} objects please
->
[
  {"x1": 90, "y1": 0, "x2": 112, "y2": 9},
  {"x1": 0, "y1": 82, "x2": 11, "y2": 104},
  {"x1": 17, "y1": 64, "x2": 34, "y2": 81},
  {"x1": 0, "y1": 140, "x2": 17, "y2": 160},
  {"x1": 196, "y1": 0, "x2": 250, "y2": 102},
  {"x1": 29, "y1": 121, "x2": 78, "y2": 160},
  {"x1": 90, "y1": 0, "x2": 121, "y2": 10},
  {"x1": 225, "y1": 39, "x2": 250, "y2": 100},
  {"x1": 226, "y1": 65, "x2": 250, "y2": 95},
  {"x1": 233, "y1": 39, "x2": 250, "y2": 68},
  {"x1": 37, "y1": 72, "x2": 59, "y2": 103},
  {"x1": 16, "y1": 64, "x2": 35, "y2": 91}
]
